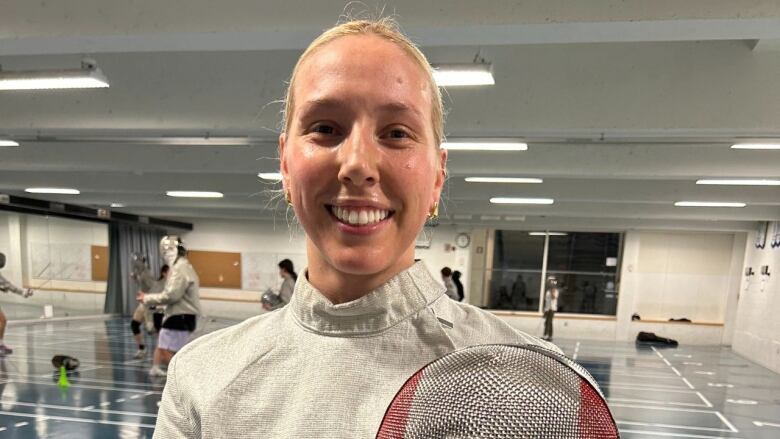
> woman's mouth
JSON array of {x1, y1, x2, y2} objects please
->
[{"x1": 327, "y1": 205, "x2": 395, "y2": 227}]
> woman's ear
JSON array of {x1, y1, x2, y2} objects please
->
[
  {"x1": 433, "y1": 147, "x2": 448, "y2": 202},
  {"x1": 279, "y1": 133, "x2": 289, "y2": 192}
]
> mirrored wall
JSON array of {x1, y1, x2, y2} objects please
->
[
  {"x1": 488, "y1": 231, "x2": 622, "y2": 316},
  {"x1": 0, "y1": 211, "x2": 108, "y2": 320}
]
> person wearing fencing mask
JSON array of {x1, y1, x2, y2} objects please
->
[
  {"x1": 0, "y1": 252, "x2": 33, "y2": 355},
  {"x1": 136, "y1": 236, "x2": 201, "y2": 377},
  {"x1": 152, "y1": 18, "x2": 558, "y2": 438}
]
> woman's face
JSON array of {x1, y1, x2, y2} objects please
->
[{"x1": 280, "y1": 35, "x2": 446, "y2": 279}]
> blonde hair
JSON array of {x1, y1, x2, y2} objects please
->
[{"x1": 282, "y1": 17, "x2": 445, "y2": 147}]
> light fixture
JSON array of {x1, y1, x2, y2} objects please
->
[
  {"x1": 0, "y1": 59, "x2": 109, "y2": 91},
  {"x1": 110, "y1": 203, "x2": 126, "y2": 208},
  {"x1": 432, "y1": 63, "x2": 494, "y2": 87},
  {"x1": 674, "y1": 201, "x2": 746, "y2": 208},
  {"x1": 154, "y1": 137, "x2": 251, "y2": 146},
  {"x1": 166, "y1": 191, "x2": 224, "y2": 198},
  {"x1": 696, "y1": 179, "x2": 780, "y2": 186},
  {"x1": 258, "y1": 172, "x2": 283, "y2": 181},
  {"x1": 25, "y1": 188, "x2": 80, "y2": 195},
  {"x1": 730, "y1": 143, "x2": 780, "y2": 150},
  {"x1": 443, "y1": 140, "x2": 527, "y2": 151},
  {"x1": 0, "y1": 140, "x2": 19, "y2": 147},
  {"x1": 490, "y1": 197, "x2": 554, "y2": 205},
  {"x1": 528, "y1": 232, "x2": 568, "y2": 236},
  {"x1": 465, "y1": 177, "x2": 542, "y2": 184}
]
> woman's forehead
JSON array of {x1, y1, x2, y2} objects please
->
[{"x1": 293, "y1": 34, "x2": 432, "y2": 117}]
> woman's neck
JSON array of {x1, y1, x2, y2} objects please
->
[{"x1": 305, "y1": 243, "x2": 416, "y2": 304}]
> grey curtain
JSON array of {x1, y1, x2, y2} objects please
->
[{"x1": 105, "y1": 223, "x2": 165, "y2": 315}]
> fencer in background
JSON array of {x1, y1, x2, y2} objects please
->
[
  {"x1": 130, "y1": 264, "x2": 169, "y2": 359},
  {"x1": 543, "y1": 277, "x2": 559, "y2": 341},
  {"x1": 0, "y1": 252, "x2": 33, "y2": 355},
  {"x1": 136, "y1": 236, "x2": 200, "y2": 377}
]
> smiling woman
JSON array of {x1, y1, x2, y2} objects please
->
[{"x1": 152, "y1": 17, "x2": 556, "y2": 438}]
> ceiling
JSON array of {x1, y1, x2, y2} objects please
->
[{"x1": 1, "y1": 0, "x2": 779, "y2": 231}]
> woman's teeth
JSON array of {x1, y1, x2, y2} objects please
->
[{"x1": 331, "y1": 206, "x2": 390, "y2": 226}]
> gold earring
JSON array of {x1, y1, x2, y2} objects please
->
[
  {"x1": 428, "y1": 202, "x2": 439, "y2": 219},
  {"x1": 285, "y1": 190, "x2": 292, "y2": 206}
]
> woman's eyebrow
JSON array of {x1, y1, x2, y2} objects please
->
[{"x1": 298, "y1": 98, "x2": 424, "y2": 119}]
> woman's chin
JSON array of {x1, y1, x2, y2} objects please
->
[{"x1": 327, "y1": 247, "x2": 398, "y2": 277}]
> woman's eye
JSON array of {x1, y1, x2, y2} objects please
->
[
  {"x1": 312, "y1": 124, "x2": 335, "y2": 135},
  {"x1": 388, "y1": 129, "x2": 409, "y2": 139}
]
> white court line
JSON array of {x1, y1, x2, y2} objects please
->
[
  {"x1": 619, "y1": 429, "x2": 742, "y2": 439},
  {"x1": 609, "y1": 398, "x2": 709, "y2": 408},
  {"x1": 754, "y1": 421, "x2": 780, "y2": 428},
  {"x1": 695, "y1": 371, "x2": 715, "y2": 376},
  {"x1": 715, "y1": 411, "x2": 739, "y2": 433},
  {"x1": 602, "y1": 382, "x2": 690, "y2": 391},
  {"x1": 0, "y1": 410, "x2": 155, "y2": 429},
  {"x1": 130, "y1": 395, "x2": 141, "y2": 400},
  {"x1": 618, "y1": 420, "x2": 739, "y2": 433},
  {"x1": 682, "y1": 378, "x2": 695, "y2": 389},
  {"x1": 573, "y1": 341, "x2": 580, "y2": 360},
  {"x1": 0, "y1": 399, "x2": 157, "y2": 418},
  {"x1": 671, "y1": 366, "x2": 682, "y2": 377},
  {"x1": 14, "y1": 421, "x2": 28, "y2": 427},
  {"x1": 696, "y1": 392, "x2": 713, "y2": 408},
  {"x1": 4, "y1": 378, "x2": 162, "y2": 395},
  {"x1": 663, "y1": 358, "x2": 672, "y2": 367},
  {"x1": 0, "y1": 427, "x2": 5, "y2": 431},
  {"x1": 115, "y1": 398, "x2": 126, "y2": 403},
  {"x1": 100, "y1": 401, "x2": 112, "y2": 407}
]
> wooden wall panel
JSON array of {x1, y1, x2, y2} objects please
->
[
  {"x1": 187, "y1": 250, "x2": 242, "y2": 289},
  {"x1": 91, "y1": 245, "x2": 109, "y2": 281}
]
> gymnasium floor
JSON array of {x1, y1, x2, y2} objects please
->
[{"x1": 0, "y1": 318, "x2": 777, "y2": 438}]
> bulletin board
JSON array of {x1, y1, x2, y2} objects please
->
[
  {"x1": 187, "y1": 250, "x2": 242, "y2": 289},
  {"x1": 91, "y1": 245, "x2": 109, "y2": 281}
]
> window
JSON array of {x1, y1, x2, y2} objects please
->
[{"x1": 488, "y1": 231, "x2": 622, "y2": 315}]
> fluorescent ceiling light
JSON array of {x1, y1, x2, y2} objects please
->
[
  {"x1": 258, "y1": 172, "x2": 283, "y2": 181},
  {"x1": 443, "y1": 141, "x2": 527, "y2": 151},
  {"x1": 110, "y1": 203, "x2": 126, "y2": 208},
  {"x1": 696, "y1": 179, "x2": 780, "y2": 186},
  {"x1": 25, "y1": 187, "x2": 80, "y2": 195},
  {"x1": 0, "y1": 140, "x2": 19, "y2": 147},
  {"x1": 490, "y1": 197, "x2": 554, "y2": 205},
  {"x1": 674, "y1": 201, "x2": 746, "y2": 208},
  {"x1": 155, "y1": 137, "x2": 251, "y2": 146},
  {"x1": 465, "y1": 177, "x2": 542, "y2": 184},
  {"x1": 432, "y1": 63, "x2": 494, "y2": 87},
  {"x1": 166, "y1": 191, "x2": 224, "y2": 198},
  {"x1": 528, "y1": 232, "x2": 568, "y2": 236},
  {"x1": 0, "y1": 60, "x2": 109, "y2": 91},
  {"x1": 730, "y1": 143, "x2": 780, "y2": 150}
]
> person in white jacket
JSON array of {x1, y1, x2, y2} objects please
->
[
  {"x1": 152, "y1": 17, "x2": 556, "y2": 438},
  {"x1": 0, "y1": 252, "x2": 33, "y2": 355},
  {"x1": 136, "y1": 236, "x2": 201, "y2": 377}
]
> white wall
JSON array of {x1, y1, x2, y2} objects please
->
[
  {"x1": 732, "y1": 227, "x2": 780, "y2": 374},
  {"x1": 631, "y1": 231, "x2": 736, "y2": 323},
  {"x1": 182, "y1": 219, "x2": 463, "y2": 319}
]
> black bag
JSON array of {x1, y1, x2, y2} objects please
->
[{"x1": 636, "y1": 331, "x2": 678, "y2": 347}]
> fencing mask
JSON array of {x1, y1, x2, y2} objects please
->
[
  {"x1": 376, "y1": 344, "x2": 619, "y2": 439},
  {"x1": 0, "y1": 252, "x2": 5, "y2": 269}
]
